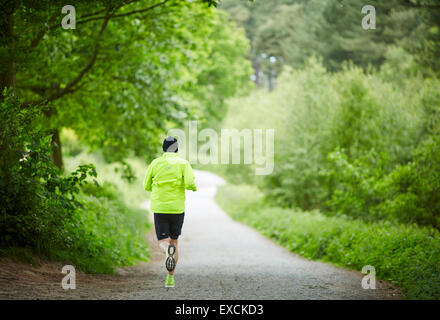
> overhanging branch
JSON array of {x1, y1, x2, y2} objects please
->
[
  {"x1": 76, "y1": 0, "x2": 169, "y2": 26},
  {"x1": 45, "y1": 14, "x2": 111, "y2": 102},
  {"x1": 24, "y1": 0, "x2": 173, "y2": 108},
  {"x1": 26, "y1": 14, "x2": 111, "y2": 107},
  {"x1": 29, "y1": 14, "x2": 57, "y2": 53}
]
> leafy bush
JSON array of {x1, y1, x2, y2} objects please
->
[
  {"x1": 220, "y1": 55, "x2": 440, "y2": 229},
  {"x1": 324, "y1": 149, "x2": 388, "y2": 221},
  {"x1": 0, "y1": 92, "x2": 150, "y2": 273},
  {"x1": 324, "y1": 134, "x2": 440, "y2": 229},
  {"x1": 63, "y1": 151, "x2": 152, "y2": 273},
  {"x1": 0, "y1": 92, "x2": 96, "y2": 251},
  {"x1": 62, "y1": 182, "x2": 150, "y2": 273},
  {"x1": 63, "y1": 150, "x2": 148, "y2": 208},
  {"x1": 264, "y1": 60, "x2": 426, "y2": 211},
  {"x1": 216, "y1": 184, "x2": 440, "y2": 299},
  {"x1": 375, "y1": 135, "x2": 440, "y2": 228}
]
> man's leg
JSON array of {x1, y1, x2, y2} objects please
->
[
  {"x1": 158, "y1": 238, "x2": 170, "y2": 254},
  {"x1": 168, "y1": 239, "x2": 178, "y2": 275},
  {"x1": 167, "y1": 212, "x2": 184, "y2": 275},
  {"x1": 159, "y1": 237, "x2": 177, "y2": 274}
]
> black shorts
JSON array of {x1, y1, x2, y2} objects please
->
[{"x1": 153, "y1": 212, "x2": 185, "y2": 240}]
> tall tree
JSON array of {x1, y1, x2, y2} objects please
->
[
  {"x1": 219, "y1": 0, "x2": 301, "y2": 88},
  {"x1": 221, "y1": 0, "x2": 431, "y2": 74},
  {"x1": 0, "y1": 0, "x2": 252, "y2": 168},
  {"x1": 399, "y1": 0, "x2": 440, "y2": 74}
]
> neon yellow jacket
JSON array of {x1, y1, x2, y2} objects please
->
[{"x1": 143, "y1": 152, "x2": 197, "y2": 213}]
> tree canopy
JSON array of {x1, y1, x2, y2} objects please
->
[
  {"x1": 0, "y1": 0, "x2": 252, "y2": 167},
  {"x1": 220, "y1": 0, "x2": 440, "y2": 88}
]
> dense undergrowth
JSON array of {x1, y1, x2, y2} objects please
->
[
  {"x1": 0, "y1": 94, "x2": 150, "y2": 273},
  {"x1": 210, "y1": 50, "x2": 440, "y2": 299}
]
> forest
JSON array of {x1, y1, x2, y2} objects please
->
[
  {"x1": 214, "y1": 0, "x2": 440, "y2": 299},
  {"x1": 1, "y1": 0, "x2": 439, "y2": 299}
]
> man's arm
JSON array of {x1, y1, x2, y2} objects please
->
[
  {"x1": 143, "y1": 161, "x2": 154, "y2": 191},
  {"x1": 183, "y1": 162, "x2": 197, "y2": 191}
]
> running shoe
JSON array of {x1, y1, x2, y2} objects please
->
[
  {"x1": 165, "y1": 274, "x2": 175, "y2": 288},
  {"x1": 166, "y1": 244, "x2": 176, "y2": 272}
]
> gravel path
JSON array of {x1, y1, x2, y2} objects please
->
[{"x1": 0, "y1": 170, "x2": 401, "y2": 299}]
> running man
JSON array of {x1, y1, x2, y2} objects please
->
[{"x1": 143, "y1": 136, "x2": 197, "y2": 288}]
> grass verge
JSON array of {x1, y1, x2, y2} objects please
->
[
  {"x1": 0, "y1": 147, "x2": 151, "y2": 274},
  {"x1": 61, "y1": 148, "x2": 151, "y2": 273},
  {"x1": 215, "y1": 184, "x2": 440, "y2": 299}
]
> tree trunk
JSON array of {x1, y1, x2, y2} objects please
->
[
  {"x1": 0, "y1": 62, "x2": 15, "y2": 94},
  {"x1": 51, "y1": 128, "x2": 64, "y2": 170},
  {"x1": 252, "y1": 56, "x2": 262, "y2": 88},
  {"x1": 0, "y1": 10, "x2": 16, "y2": 97},
  {"x1": 268, "y1": 69, "x2": 274, "y2": 92},
  {"x1": 0, "y1": 9, "x2": 15, "y2": 158}
]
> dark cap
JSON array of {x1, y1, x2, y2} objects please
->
[{"x1": 162, "y1": 136, "x2": 178, "y2": 152}]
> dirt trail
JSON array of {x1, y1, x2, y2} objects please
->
[{"x1": 0, "y1": 170, "x2": 401, "y2": 299}]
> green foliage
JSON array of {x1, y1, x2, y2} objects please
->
[
  {"x1": 62, "y1": 182, "x2": 150, "y2": 273},
  {"x1": 324, "y1": 149, "x2": 388, "y2": 221},
  {"x1": 189, "y1": 9, "x2": 253, "y2": 124},
  {"x1": 405, "y1": 1, "x2": 440, "y2": 75},
  {"x1": 114, "y1": 161, "x2": 137, "y2": 184},
  {"x1": 2, "y1": 0, "x2": 253, "y2": 273},
  {"x1": 63, "y1": 147, "x2": 149, "y2": 208},
  {"x1": 374, "y1": 135, "x2": 440, "y2": 228},
  {"x1": 296, "y1": 0, "x2": 422, "y2": 71},
  {"x1": 0, "y1": 92, "x2": 150, "y2": 273},
  {"x1": 0, "y1": 91, "x2": 95, "y2": 251},
  {"x1": 216, "y1": 184, "x2": 440, "y2": 299},
  {"x1": 62, "y1": 145, "x2": 152, "y2": 273},
  {"x1": 221, "y1": 0, "x2": 426, "y2": 77},
  {"x1": 220, "y1": 55, "x2": 440, "y2": 229},
  {"x1": 321, "y1": 136, "x2": 440, "y2": 229},
  {"x1": 3, "y1": 1, "x2": 252, "y2": 165},
  {"x1": 61, "y1": 128, "x2": 84, "y2": 157},
  {"x1": 220, "y1": 0, "x2": 301, "y2": 88},
  {"x1": 322, "y1": 62, "x2": 440, "y2": 228}
]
